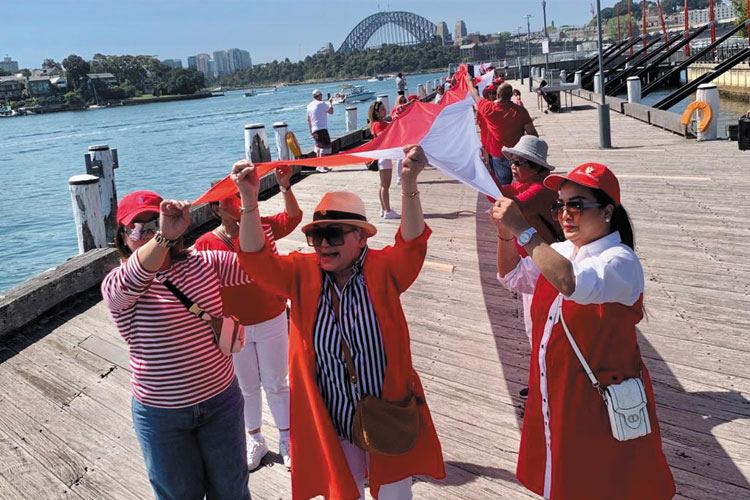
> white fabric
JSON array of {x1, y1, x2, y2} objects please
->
[
  {"x1": 522, "y1": 292, "x2": 533, "y2": 345},
  {"x1": 233, "y1": 311, "x2": 290, "y2": 431},
  {"x1": 307, "y1": 99, "x2": 330, "y2": 132},
  {"x1": 476, "y1": 70, "x2": 495, "y2": 96},
  {"x1": 378, "y1": 158, "x2": 393, "y2": 170},
  {"x1": 338, "y1": 437, "x2": 413, "y2": 500},
  {"x1": 433, "y1": 93, "x2": 443, "y2": 104}
]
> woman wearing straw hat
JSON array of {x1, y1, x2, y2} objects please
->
[
  {"x1": 499, "y1": 137, "x2": 562, "y2": 400},
  {"x1": 232, "y1": 144, "x2": 445, "y2": 500},
  {"x1": 491, "y1": 163, "x2": 675, "y2": 500}
]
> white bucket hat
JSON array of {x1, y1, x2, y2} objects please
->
[{"x1": 502, "y1": 136, "x2": 555, "y2": 171}]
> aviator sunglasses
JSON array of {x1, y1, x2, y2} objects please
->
[
  {"x1": 550, "y1": 200, "x2": 603, "y2": 219},
  {"x1": 305, "y1": 225, "x2": 358, "y2": 247},
  {"x1": 123, "y1": 219, "x2": 159, "y2": 241}
]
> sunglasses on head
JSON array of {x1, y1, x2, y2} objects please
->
[
  {"x1": 305, "y1": 225, "x2": 359, "y2": 247},
  {"x1": 551, "y1": 200, "x2": 603, "y2": 219},
  {"x1": 123, "y1": 219, "x2": 159, "y2": 241}
]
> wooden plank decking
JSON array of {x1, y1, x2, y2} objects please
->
[{"x1": 1, "y1": 85, "x2": 749, "y2": 499}]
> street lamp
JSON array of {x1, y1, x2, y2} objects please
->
[
  {"x1": 517, "y1": 27, "x2": 524, "y2": 83},
  {"x1": 525, "y1": 14, "x2": 533, "y2": 92},
  {"x1": 595, "y1": 0, "x2": 612, "y2": 148},
  {"x1": 542, "y1": 1, "x2": 550, "y2": 75}
]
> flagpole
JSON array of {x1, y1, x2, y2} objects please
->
[
  {"x1": 596, "y1": 0, "x2": 611, "y2": 149},
  {"x1": 525, "y1": 14, "x2": 533, "y2": 92},
  {"x1": 628, "y1": 0, "x2": 633, "y2": 56}
]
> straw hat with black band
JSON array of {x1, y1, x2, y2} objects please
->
[{"x1": 301, "y1": 191, "x2": 377, "y2": 237}]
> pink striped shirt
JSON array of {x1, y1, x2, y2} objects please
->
[{"x1": 102, "y1": 249, "x2": 250, "y2": 408}]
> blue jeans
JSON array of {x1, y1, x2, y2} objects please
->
[
  {"x1": 131, "y1": 378, "x2": 251, "y2": 500},
  {"x1": 490, "y1": 155, "x2": 513, "y2": 185}
]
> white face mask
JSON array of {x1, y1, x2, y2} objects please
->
[{"x1": 125, "y1": 219, "x2": 159, "y2": 241}]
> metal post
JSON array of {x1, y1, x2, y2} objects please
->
[
  {"x1": 517, "y1": 27, "x2": 524, "y2": 83},
  {"x1": 685, "y1": 0, "x2": 690, "y2": 57},
  {"x1": 526, "y1": 14, "x2": 533, "y2": 92},
  {"x1": 596, "y1": 0, "x2": 612, "y2": 148},
  {"x1": 542, "y1": 1, "x2": 549, "y2": 75},
  {"x1": 628, "y1": 0, "x2": 633, "y2": 56}
]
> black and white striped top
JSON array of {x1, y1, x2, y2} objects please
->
[{"x1": 313, "y1": 247, "x2": 387, "y2": 441}]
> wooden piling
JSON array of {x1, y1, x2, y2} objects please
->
[
  {"x1": 345, "y1": 107, "x2": 357, "y2": 133},
  {"x1": 68, "y1": 174, "x2": 107, "y2": 253},
  {"x1": 84, "y1": 144, "x2": 118, "y2": 244},
  {"x1": 244, "y1": 123, "x2": 272, "y2": 163},
  {"x1": 376, "y1": 94, "x2": 390, "y2": 112}
]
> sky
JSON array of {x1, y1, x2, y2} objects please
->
[{"x1": 3, "y1": 0, "x2": 607, "y2": 69}]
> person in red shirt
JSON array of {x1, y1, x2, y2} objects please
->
[
  {"x1": 368, "y1": 100, "x2": 400, "y2": 220},
  {"x1": 194, "y1": 166, "x2": 302, "y2": 471},
  {"x1": 467, "y1": 74, "x2": 538, "y2": 186}
]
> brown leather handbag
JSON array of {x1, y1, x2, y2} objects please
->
[{"x1": 341, "y1": 338, "x2": 421, "y2": 456}]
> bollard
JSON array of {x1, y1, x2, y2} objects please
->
[
  {"x1": 345, "y1": 107, "x2": 357, "y2": 133},
  {"x1": 560, "y1": 70, "x2": 567, "y2": 82},
  {"x1": 84, "y1": 144, "x2": 118, "y2": 244},
  {"x1": 418, "y1": 84, "x2": 426, "y2": 97},
  {"x1": 626, "y1": 76, "x2": 642, "y2": 104},
  {"x1": 272, "y1": 122, "x2": 290, "y2": 160},
  {"x1": 696, "y1": 83, "x2": 719, "y2": 141},
  {"x1": 377, "y1": 94, "x2": 390, "y2": 112},
  {"x1": 244, "y1": 123, "x2": 272, "y2": 163},
  {"x1": 426, "y1": 80, "x2": 433, "y2": 93},
  {"x1": 69, "y1": 174, "x2": 107, "y2": 254},
  {"x1": 540, "y1": 68, "x2": 546, "y2": 80},
  {"x1": 574, "y1": 71, "x2": 582, "y2": 86},
  {"x1": 594, "y1": 72, "x2": 602, "y2": 95},
  {"x1": 434, "y1": 78, "x2": 440, "y2": 89}
]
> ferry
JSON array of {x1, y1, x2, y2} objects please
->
[{"x1": 332, "y1": 84, "x2": 375, "y2": 104}]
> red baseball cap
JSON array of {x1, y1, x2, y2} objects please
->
[
  {"x1": 117, "y1": 190, "x2": 162, "y2": 225},
  {"x1": 482, "y1": 84, "x2": 497, "y2": 99},
  {"x1": 407, "y1": 94, "x2": 419, "y2": 102},
  {"x1": 543, "y1": 163, "x2": 621, "y2": 205}
]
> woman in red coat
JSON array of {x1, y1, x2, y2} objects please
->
[
  {"x1": 232, "y1": 145, "x2": 445, "y2": 500},
  {"x1": 491, "y1": 163, "x2": 675, "y2": 500}
]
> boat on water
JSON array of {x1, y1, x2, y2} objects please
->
[
  {"x1": 332, "y1": 84, "x2": 375, "y2": 104},
  {"x1": 244, "y1": 89, "x2": 257, "y2": 97},
  {"x1": 367, "y1": 76, "x2": 382, "y2": 82}
]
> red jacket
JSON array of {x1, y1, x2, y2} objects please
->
[{"x1": 238, "y1": 227, "x2": 445, "y2": 500}]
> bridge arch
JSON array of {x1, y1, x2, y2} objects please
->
[{"x1": 338, "y1": 11, "x2": 437, "y2": 53}]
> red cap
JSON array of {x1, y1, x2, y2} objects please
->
[
  {"x1": 407, "y1": 94, "x2": 419, "y2": 102},
  {"x1": 117, "y1": 190, "x2": 162, "y2": 225},
  {"x1": 543, "y1": 163, "x2": 621, "y2": 205},
  {"x1": 482, "y1": 84, "x2": 497, "y2": 99}
]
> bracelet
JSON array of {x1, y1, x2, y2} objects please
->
[
  {"x1": 402, "y1": 190, "x2": 420, "y2": 197},
  {"x1": 497, "y1": 234, "x2": 514, "y2": 242},
  {"x1": 279, "y1": 185, "x2": 290, "y2": 193},
  {"x1": 240, "y1": 204, "x2": 259, "y2": 214},
  {"x1": 154, "y1": 231, "x2": 177, "y2": 248}
]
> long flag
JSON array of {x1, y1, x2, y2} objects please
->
[{"x1": 194, "y1": 65, "x2": 501, "y2": 204}]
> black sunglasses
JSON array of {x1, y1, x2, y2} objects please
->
[
  {"x1": 551, "y1": 201, "x2": 603, "y2": 218},
  {"x1": 511, "y1": 159, "x2": 528, "y2": 167},
  {"x1": 305, "y1": 225, "x2": 359, "y2": 247}
]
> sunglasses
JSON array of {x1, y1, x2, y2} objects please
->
[
  {"x1": 123, "y1": 219, "x2": 159, "y2": 241},
  {"x1": 551, "y1": 201, "x2": 603, "y2": 219},
  {"x1": 511, "y1": 159, "x2": 528, "y2": 167},
  {"x1": 305, "y1": 225, "x2": 358, "y2": 247}
]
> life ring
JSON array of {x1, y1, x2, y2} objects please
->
[
  {"x1": 286, "y1": 131, "x2": 301, "y2": 159},
  {"x1": 680, "y1": 100, "x2": 712, "y2": 132}
]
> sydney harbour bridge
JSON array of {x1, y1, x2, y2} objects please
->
[{"x1": 338, "y1": 11, "x2": 438, "y2": 53}]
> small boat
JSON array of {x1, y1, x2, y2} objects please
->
[
  {"x1": 332, "y1": 84, "x2": 375, "y2": 104},
  {"x1": 244, "y1": 89, "x2": 257, "y2": 97},
  {"x1": 367, "y1": 77, "x2": 379, "y2": 82}
]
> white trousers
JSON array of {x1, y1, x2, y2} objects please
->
[
  {"x1": 233, "y1": 311, "x2": 290, "y2": 431},
  {"x1": 522, "y1": 292, "x2": 533, "y2": 346},
  {"x1": 338, "y1": 437, "x2": 413, "y2": 500}
]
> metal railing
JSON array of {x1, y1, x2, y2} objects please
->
[{"x1": 694, "y1": 42, "x2": 750, "y2": 63}]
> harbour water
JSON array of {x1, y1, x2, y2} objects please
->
[{"x1": 0, "y1": 72, "x2": 442, "y2": 292}]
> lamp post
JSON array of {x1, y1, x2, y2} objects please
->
[
  {"x1": 595, "y1": 0, "x2": 612, "y2": 148},
  {"x1": 525, "y1": 14, "x2": 533, "y2": 92},
  {"x1": 542, "y1": 1, "x2": 549, "y2": 75},
  {"x1": 518, "y1": 27, "x2": 524, "y2": 83}
]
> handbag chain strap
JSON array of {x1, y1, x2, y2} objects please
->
[{"x1": 559, "y1": 302, "x2": 606, "y2": 400}]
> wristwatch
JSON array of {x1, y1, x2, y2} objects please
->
[
  {"x1": 517, "y1": 227, "x2": 537, "y2": 246},
  {"x1": 279, "y1": 184, "x2": 290, "y2": 193},
  {"x1": 154, "y1": 231, "x2": 177, "y2": 248}
]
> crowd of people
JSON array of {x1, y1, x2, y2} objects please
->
[{"x1": 103, "y1": 67, "x2": 676, "y2": 500}]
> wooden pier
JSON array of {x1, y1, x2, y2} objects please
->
[{"x1": 0, "y1": 85, "x2": 749, "y2": 499}]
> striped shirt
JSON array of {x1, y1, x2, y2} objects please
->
[
  {"x1": 101, "y1": 249, "x2": 251, "y2": 408},
  {"x1": 313, "y1": 247, "x2": 387, "y2": 441}
]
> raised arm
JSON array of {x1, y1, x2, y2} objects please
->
[
  {"x1": 327, "y1": 97, "x2": 334, "y2": 114},
  {"x1": 400, "y1": 144, "x2": 427, "y2": 241},
  {"x1": 465, "y1": 73, "x2": 481, "y2": 104},
  {"x1": 274, "y1": 165, "x2": 301, "y2": 220},
  {"x1": 234, "y1": 160, "x2": 266, "y2": 253}
]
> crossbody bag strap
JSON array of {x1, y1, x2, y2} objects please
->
[
  {"x1": 559, "y1": 303, "x2": 605, "y2": 398},
  {"x1": 157, "y1": 275, "x2": 212, "y2": 321},
  {"x1": 212, "y1": 228, "x2": 236, "y2": 252}
]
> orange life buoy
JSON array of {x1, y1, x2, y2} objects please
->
[
  {"x1": 680, "y1": 100, "x2": 712, "y2": 132},
  {"x1": 286, "y1": 131, "x2": 301, "y2": 159}
]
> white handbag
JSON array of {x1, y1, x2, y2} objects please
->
[{"x1": 559, "y1": 307, "x2": 651, "y2": 442}]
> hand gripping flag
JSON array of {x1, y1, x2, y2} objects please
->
[{"x1": 194, "y1": 65, "x2": 501, "y2": 204}]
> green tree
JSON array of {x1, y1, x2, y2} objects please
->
[
  {"x1": 42, "y1": 58, "x2": 63, "y2": 72},
  {"x1": 62, "y1": 54, "x2": 90, "y2": 89},
  {"x1": 731, "y1": 0, "x2": 748, "y2": 37}
]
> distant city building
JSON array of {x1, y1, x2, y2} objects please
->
[
  {"x1": 674, "y1": 3, "x2": 737, "y2": 27},
  {"x1": 0, "y1": 75, "x2": 25, "y2": 99},
  {"x1": 213, "y1": 50, "x2": 230, "y2": 76},
  {"x1": 454, "y1": 20, "x2": 467, "y2": 43},
  {"x1": 27, "y1": 75, "x2": 53, "y2": 97},
  {"x1": 0, "y1": 56, "x2": 19, "y2": 73},
  {"x1": 195, "y1": 53, "x2": 211, "y2": 76},
  {"x1": 162, "y1": 59, "x2": 183, "y2": 69},
  {"x1": 436, "y1": 22, "x2": 452, "y2": 45},
  {"x1": 187, "y1": 55, "x2": 197, "y2": 69},
  {"x1": 227, "y1": 48, "x2": 252, "y2": 73}
]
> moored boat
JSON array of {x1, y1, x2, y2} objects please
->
[{"x1": 332, "y1": 84, "x2": 375, "y2": 104}]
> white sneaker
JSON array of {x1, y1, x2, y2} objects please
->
[
  {"x1": 279, "y1": 437, "x2": 291, "y2": 470},
  {"x1": 383, "y1": 210, "x2": 401, "y2": 220},
  {"x1": 246, "y1": 434, "x2": 269, "y2": 470},
  {"x1": 379, "y1": 208, "x2": 384, "y2": 217},
  {"x1": 316, "y1": 167, "x2": 331, "y2": 173}
]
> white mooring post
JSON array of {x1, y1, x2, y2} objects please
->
[
  {"x1": 417, "y1": 84, "x2": 425, "y2": 97},
  {"x1": 574, "y1": 71, "x2": 582, "y2": 86},
  {"x1": 244, "y1": 123, "x2": 272, "y2": 163},
  {"x1": 345, "y1": 107, "x2": 357, "y2": 132},
  {"x1": 272, "y1": 122, "x2": 290, "y2": 160},
  {"x1": 434, "y1": 78, "x2": 440, "y2": 89},
  {"x1": 377, "y1": 94, "x2": 390, "y2": 112},
  {"x1": 69, "y1": 174, "x2": 107, "y2": 253},
  {"x1": 560, "y1": 70, "x2": 567, "y2": 82},
  {"x1": 426, "y1": 80, "x2": 433, "y2": 93},
  {"x1": 696, "y1": 83, "x2": 719, "y2": 141},
  {"x1": 84, "y1": 144, "x2": 118, "y2": 244},
  {"x1": 626, "y1": 76, "x2": 642, "y2": 104},
  {"x1": 594, "y1": 72, "x2": 602, "y2": 95}
]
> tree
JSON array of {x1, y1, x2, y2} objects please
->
[
  {"x1": 42, "y1": 58, "x2": 63, "y2": 72},
  {"x1": 730, "y1": 0, "x2": 748, "y2": 38},
  {"x1": 62, "y1": 54, "x2": 90, "y2": 89}
]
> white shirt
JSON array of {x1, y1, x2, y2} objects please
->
[{"x1": 307, "y1": 99, "x2": 330, "y2": 132}]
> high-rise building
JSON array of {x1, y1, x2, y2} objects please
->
[
  {"x1": 213, "y1": 50, "x2": 230, "y2": 76},
  {"x1": 187, "y1": 56, "x2": 197, "y2": 69},
  {"x1": 0, "y1": 56, "x2": 19, "y2": 73},
  {"x1": 436, "y1": 22, "x2": 452, "y2": 45},
  {"x1": 227, "y1": 48, "x2": 252, "y2": 73},
  {"x1": 454, "y1": 20, "x2": 467, "y2": 42},
  {"x1": 195, "y1": 53, "x2": 211, "y2": 76},
  {"x1": 162, "y1": 59, "x2": 183, "y2": 69}
]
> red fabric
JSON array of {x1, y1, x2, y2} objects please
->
[
  {"x1": 475, "y1": 99, "x2": 533, "y2": 158},
  {"x1": 370, "y1": 120, "x2": 388, "y2": 137},
  {"x1": 518, "y1": 278, "x2": 676, "y2": 499},
  {"x1": 500, "y1": 179, "x2": 561, "y2": 256},
  {"x1": 194, "y1": 212, "x2": 301, "y2": 325},
  {"x1": 349, "y1": 100, "x2": 441, "y2": 155},
  {"x1": 238, "y1": 227, "x2": 445, "y2": 500}
]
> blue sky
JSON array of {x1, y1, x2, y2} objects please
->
[{"x1": 5, "y1": 0, "x2": 603, "y2": 69}]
